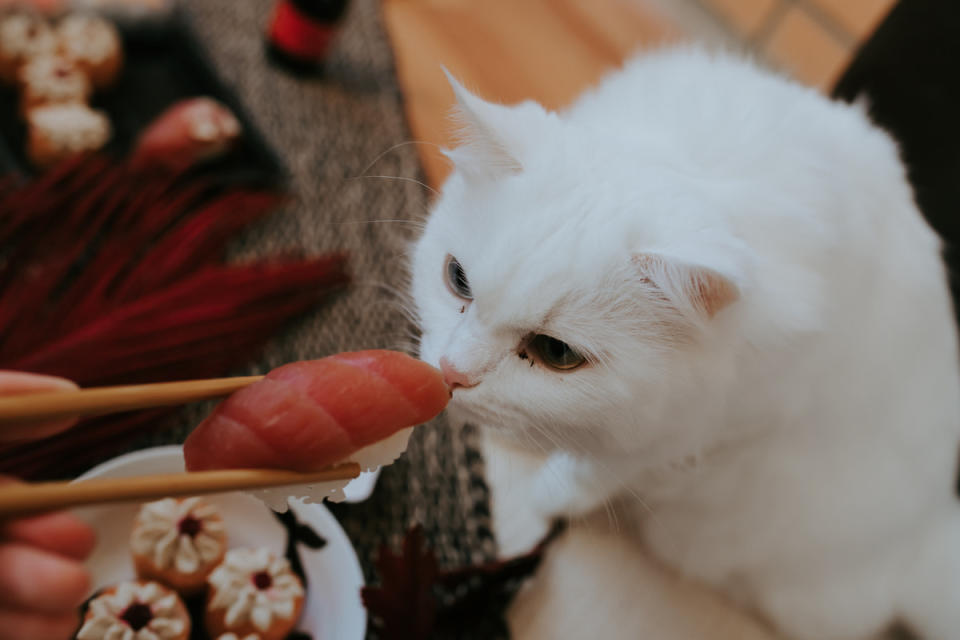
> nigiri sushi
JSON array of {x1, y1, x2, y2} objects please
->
[
  {"x1": 183, "y1": 350, "x2": 449, "y2": 508},
  {"x1": 130, "y1": 97, "x2": 241, "y2": 172}
]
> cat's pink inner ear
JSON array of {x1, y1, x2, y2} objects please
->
[
  {"x1": 691, "y1": 268, "x2": 739, "y2": 317},
  {"x1": 633, "y1": 253, "x2": 739, "y2": 318}
]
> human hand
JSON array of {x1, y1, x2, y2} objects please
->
[
  {"x1": 0, "y1": 0, "x2": 62, "y2": 11},
  {"x1": 0, "y1": 371, "x2": 83, "y2": 445},
  {"x1": 0, "y1": 371, "x2": 96, "y2": 640}
]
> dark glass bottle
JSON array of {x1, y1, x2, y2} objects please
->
[{"x1": 265, "y1": 0, "x2": 350, "y2": 75}]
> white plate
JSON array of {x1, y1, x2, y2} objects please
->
[{"x1": 73, "y1": 445, "x2": 367, "y2": 640}]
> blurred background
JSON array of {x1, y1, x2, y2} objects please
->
[{"x1": 384, "y1": 0, "x2": 895, "y2": 184}]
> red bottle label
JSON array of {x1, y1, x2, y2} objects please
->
[{"x1": 268, "y1": 1, "x2": 338, "y2": 61}]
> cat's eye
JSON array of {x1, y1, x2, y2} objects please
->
[
  {"x1": 528, "y1": 334, "x2": 586, "y2": 371},
  {"x1": 445, "y1": 255, "x2": 473, "y2": 301}
]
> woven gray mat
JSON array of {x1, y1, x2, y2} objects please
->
[{"x1": 141, "y1": 1, "x2": 501, "y2": 636}]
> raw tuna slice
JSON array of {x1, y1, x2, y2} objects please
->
[{"x1": 183, "y1": 350, "x2": 449, "y2": 473}]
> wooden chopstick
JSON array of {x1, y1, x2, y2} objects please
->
[
  {"x1": 0, "y1": 377, "x2": 367, "y2": 517},
  {"x1": 0, "y1": 463, "x2": 361, "y2": 518},
  {"x1": 0, "y1": 376, "x2": 264, "y2": 427}
]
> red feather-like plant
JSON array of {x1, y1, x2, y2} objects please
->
[{"x1": 0, "y1": 159, "x2": 349, "y2": 479}]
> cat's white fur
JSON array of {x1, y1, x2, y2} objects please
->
[{"x1": 410, "y1": 48, "x2": 960, "y2": 640}]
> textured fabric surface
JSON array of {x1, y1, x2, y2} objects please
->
[{"x1": 131, "y1": 1, "x2": 502, "y2": 637}]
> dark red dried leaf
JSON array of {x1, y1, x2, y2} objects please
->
[
  {"x1": 361, "y1": 522, "x2": 565, "y2": 640},
  {"x1": 362, "y1": 525, "x2": 438, "y2": 640},
  {"x1": 12, "y1": 258, "x2": 347, "y2": 376},
  {"x1": 434, "y1": 519, "x2": 566, "y2": 632},
  {"x1": 0, "y1": 161, "x2": 350, "y2": 479}
]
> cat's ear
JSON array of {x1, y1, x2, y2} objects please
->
[
  {"x1": 442, "y1": 68, "x2": 551, "y2": 180},
  {"x1": 632, "y1": 253, "x2": 739, "y2": 320}
]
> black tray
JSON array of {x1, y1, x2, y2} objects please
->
[{"x1": 0, "y1": 9, "x2": 286, "y2": 186}]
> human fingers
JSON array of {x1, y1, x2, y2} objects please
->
[
  {"x1": 0, "y1": 608, "x2": 79, "y2": 640},
  {"x1": 0, "y1": 475, "x2": 96, "y2": 560},
  {"x1": 0, "y1": 371, "x2": 79, "y2": 443},
  {"x1": 0, "y1": 543, "x2": 90, "y2": 613},
  {"x1": 0, "y1": 509, "x2": 96, "y2": 560}
]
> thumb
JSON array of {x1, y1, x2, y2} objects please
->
[{"x1": 0, "y1": 372, "x2": 79, "y2": 444}]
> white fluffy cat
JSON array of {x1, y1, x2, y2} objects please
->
[{"x1": 410, "y1": 48, "x2": 960, "y2": 640}]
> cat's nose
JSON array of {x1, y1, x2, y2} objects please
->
[{"x1": 439, "y1": 357, "x2": 477, "y2": 390}]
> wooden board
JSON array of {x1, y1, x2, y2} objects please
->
[{"x1": 382, "y1": 0, "x2": 679, "y2": 187}]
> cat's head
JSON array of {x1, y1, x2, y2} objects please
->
[{"x1": 411, "y1": 71, "x2": 750, "y2": 458}]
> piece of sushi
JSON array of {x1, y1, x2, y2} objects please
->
[
  {"x1": 76, "y1": 580, "x2": 191, "y2": 640},
  {"x1": 130, "y1": 97, "x2": 241, "y2": 172},
  {"x1": 205, "y1": 548, "x2": 304, "y2": 640},
  {"x1": 131, "y1": 497, "x2": 227, "y2": 597},
  {"x1": 183, "y1": 350, "x2": 449, "y2": 509},
  {"x1": 56, "y1": 13, "x2": 124, "y2": 89}
]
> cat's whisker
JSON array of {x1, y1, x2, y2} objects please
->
[
  {"x1": 601, "y1": 497, "x2": 620, "y2": 534},
  {"x1": 333, "y1": 273, "x2": 424, "y2": 357},
  {"x1": 345, "y1": 278, "x2": 421, "y2": 327},
  {"x1": 512, "y1": 421, "x2": 550, "y2": 459},
  {"x1": 605, "y1": 477, "x2": 684, "y2": 558},
  {"x1": 349, "y1": 174, "x2": 439, "y2": 197},
  {"x1": 387, "y1": 320, "x2": 420, "y2": 345},
  {"x1": 397, "y1": 326, "x2": 421, "y2": 343},
  {"x1": 358, "y1": 140, "x2": 445, "y2": 177},
  {"x1": 357, "y1": 278, "x2": 411, "y2": 304},
  {"x1": 322, "y1": 218, "x2": 426, "y2": 230},
  {"x1": 555, "y1": 439, "x2": 661, "y2": 529},
  {"x1": 528, "y1": 419, "x2": 566, "y2": 455},
  {"x1": 619, "y1": 484, "x2": 657, "y2": 521},
  {"x1": 394, "y1": 303, "x2": 422, "y2": 333},
  {"x1": 388, "y1": 338, "x2": 421, "y2": 355}
]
